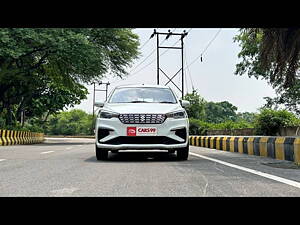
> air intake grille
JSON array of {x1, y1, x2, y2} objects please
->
[
  {"x1": 119, "y1": 114, "x2": 166, "y2": 124},
  {"x1": 102, "y1": 136, "x2": 181, "y2": 145}
]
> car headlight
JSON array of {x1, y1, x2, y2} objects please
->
[
  {"x1": 166, "y1": 110, "x2": 187, "y2": 119},
  {"x1": 98, "y1": 110, "x2": 119, "y2": 119}
]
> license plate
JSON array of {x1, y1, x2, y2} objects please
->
[{"x1": 127, "y1": 127, "x2": 157, "y2": 136}]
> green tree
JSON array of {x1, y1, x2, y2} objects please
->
[
  {"x1": 263, "y1": 81, "x2": 300, "y2": 115},
  {"x1": 234, "y1": 28, "x2": 300, "y2": 115},
  {"x1": 0, "y1": 28, "x2": 140, "y2": 127},
  {"x1": 204, "y1": 101, "x2": 238, "y2": 123},
  {"x1": 183, "y1": 89, "x2": 206, "y2": 120},
  {"x1": 45, "y1": 109, "x2": 95, "y2": 135},
  {"x1": 254, "y1": 108, "x2": 300, "y2": 135},
  {"x1": 236, "y1": 112, "x2": 257, "y2": 123}
]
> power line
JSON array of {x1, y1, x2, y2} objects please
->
[
  {"x1": 128, "y1": 28, "x2": 177, "y2": 74},
  {"x1": 128, "y1": 49, "x2": 156, "y2": 74},
  {"x1": 183, "y1": 28, "x2": 222, "y2": 71},
  {"x1": 129, "y1": 39, "x2": 180, "y2": 77},
  {"x1": 184, "y1": 47, "x2": 194, "y2": 92},
  {"x1": 159, "y1": 28, "x2": 192, "y2": 59},
  {"x1": 184, "y1": 59, "x2": 188, "y2": 95},
  {"x1": 201, "y1": 28, "x2": 222, "y2": 55},
  {"x1": 139, "y1": 37, "x2": 151, "y2": 50},
  {"x1": 110, "y1": 28, "x2": 191, "y2": 86},
  {"x1": 94, "y1": 28, "x2": 219, "y2": 102},
  {"x1": 129, "y1": 28, "x2": 193, "y2": 77}
]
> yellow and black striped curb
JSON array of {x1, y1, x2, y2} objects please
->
[
  {"x1": 0, "y1": 130, "x2": 44, "y2": 146},
  {"x1": 189, "y1": 136, "x2": 300, "y2": 165}
]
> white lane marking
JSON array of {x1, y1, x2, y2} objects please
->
[
  {"x1": 50, "y1": 187, "x2": 79, "y2": 196},
  {"x1": 66, "y1": 147, "x2": 73, "y2": 150},
  {"x1": 40, "y1": 151, "x2": 54, "y2": 154},
  {"x1": 0, "y1": 159, "x2": 7, "y2": 162},
  {"x1": 189, "y1": 152, "x2": 300, "y2": 189}
]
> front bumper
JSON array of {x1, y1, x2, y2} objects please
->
[{"x1": 95, "y1": 117, "x2": 189, "y2": 150}]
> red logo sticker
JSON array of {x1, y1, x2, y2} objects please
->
[{"x1": 127, "y1": 127, "x2": 136, "y2": 136}]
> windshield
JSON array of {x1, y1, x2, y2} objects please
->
[{"x1": 109, "y1": 87, "x2": 177, "y2": 103}]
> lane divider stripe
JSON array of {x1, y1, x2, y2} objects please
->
[
  {"x1": 189, "y1": 152, "x2": 300, "y2": 189},
  {"x1": 40, "y1": 151, "x2": 54, "y2": 154}
]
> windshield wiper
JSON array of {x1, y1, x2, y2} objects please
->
[
  {"x1": 129, "y1": 100, "x2": 150, "y2": 103},
  {"x1": 127, "y1": 100, "x2": 175, "y2": 103}
]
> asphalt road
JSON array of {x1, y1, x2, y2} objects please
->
[{"x1": 0, "y1": 137, "x2": 300, "y2": 197}]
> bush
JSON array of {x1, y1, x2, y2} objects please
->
[
  {"x1": 254, "y1": 109, "x2": 300, "y2": 135},
  {"x1": 189, "y1": 109, "x2": 300, "y2": 136},
  {"x1": 188, "y1": 118, "x2": 254, "y2": 135},
  {"x1": 45, "y1": 109, "x2": 95, "y2": 135},
  {"x1": 189, "y1": 118, "x2": 211, "y2": 135},
  {"x1": 211, "y1": 120, "x2": 253, "y2": 130}
]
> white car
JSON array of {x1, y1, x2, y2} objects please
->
[{"x1": 94, "y1": 84, "x2": 190, "y2": 160}]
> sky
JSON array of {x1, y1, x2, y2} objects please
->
[{"x1": 70, "y1": 28, "x2": 276, "y2": 114}]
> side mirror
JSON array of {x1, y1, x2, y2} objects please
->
[
  {"x1": 180, "y1": 100, "x2": 190, "y2": 108},
  {"x1": 94, "y1": 101, "x2": 104, "y2": 108}
]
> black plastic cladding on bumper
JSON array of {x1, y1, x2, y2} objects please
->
[
  {"x1": 101, "y1": 136, "x2": 183, "y2": 145},
  {"x1": 98, "y1": 128, "x2": 112, "y2": 141},
  {"x1": 174, "y1": 128, "x2": 187, "y2": 141}
]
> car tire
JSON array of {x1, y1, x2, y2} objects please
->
[
  {"x1": 96, "y1": 145, "x2": 108, "y2": 160},
  {"x1": 176, "y1": 145, "x2": 189, "y2": 160}
]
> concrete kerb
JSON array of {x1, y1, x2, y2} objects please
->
[
  {"x1": 189, "y1": 135, "x2": 300, "y2": 166},
  {"x1": 0, "y1": 129, "x2": 45, "y2": 146}
]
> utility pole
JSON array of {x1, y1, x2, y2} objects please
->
[
  {"x1": 93, "y1": 82, "x2": 96, "y2": 117},
  {"x1": 151, "y1": 29, "x2": 188, "y2": 99},
  {"x1": 92, "y1": 81, "x2": 110, "y2": 117},
  {"x1": 156, "y1": 32, "x2": 160, "y2": 85}
]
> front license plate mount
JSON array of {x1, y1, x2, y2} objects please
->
[{"x1": 127, "y1": 127, "x2": 157, "y2": 136}]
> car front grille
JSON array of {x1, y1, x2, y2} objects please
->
[{"x1": 119, "y1": 114, "x2": 166, "y2": 124}]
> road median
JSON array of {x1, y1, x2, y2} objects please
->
[
  {"x1": 0, "y1": 130, "x2": 44, "y2": 146},
  {"x1": 189, "y1": 136, "x2": 300, "y2": 165}
]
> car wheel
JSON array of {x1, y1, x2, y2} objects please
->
[
  {"x1": 95, "y1": 145, "x2": 108, "y2": 160},
  {"x1": 176, "y1": 145, "x2": 189, "y2": 160}
]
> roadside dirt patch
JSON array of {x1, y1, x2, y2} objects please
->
[{"x1": 262, "y1": 162, "x2": 300, "y2": 169}]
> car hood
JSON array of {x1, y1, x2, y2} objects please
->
[{"x1": 103, "y1": 103, "x2": 183, "y2": 114}]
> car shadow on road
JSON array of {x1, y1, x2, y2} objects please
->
[{"x1": 85, "y1": 151, "x2": 181, "y2": 163}]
